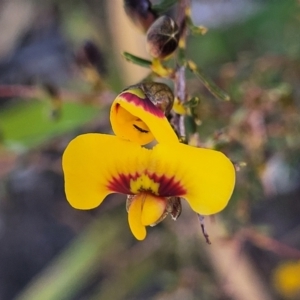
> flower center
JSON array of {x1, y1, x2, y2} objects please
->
[{"x1": 130, "y1": 174, "x2": 160, "y2": 195}]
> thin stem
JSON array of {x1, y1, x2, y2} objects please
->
[
  {"x1": 198, "y1": 214, "x2": 211, "y2": 244},
  {"x1": 172, "y1": 0, "x2": 190, "y2": 139}
]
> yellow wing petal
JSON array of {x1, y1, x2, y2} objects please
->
[
  {"x1": 151, "y1": 143, "x2": 236, "y2": 215},
  {"x1": 110, "y1": 88, "x2": 178, "y2": 145},
  {"x1": 63, "y1": 133, "x2": 235, "y2": 215},
  {"x1": 62, "y1": 134, "x2": 150, "y2": 209}
]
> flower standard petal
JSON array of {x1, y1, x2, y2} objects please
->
[
  {"x1": 110, "y1": 88, "x2": 178, "y2": 145},
  {"x1": 151, "y1": 143, "x2": 236, "y2": 215},
  {"x1": 62, "y1": 133, "x2": 150, "y2": 209}
]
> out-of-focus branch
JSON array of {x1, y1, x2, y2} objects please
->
[
  {"x1": 0, "y1": 85, "x2": 41, "y2": 99},
  {"x1": 0, "y1": 85, "x2": 114, "y2": 106},
  {"x1": 0, "y1": 149, "x2": 18, "y2": 179},
  {"x1": 239, "y1": 228, "x2": 300, "y2": 259},
  {"x1": 15, "y1": 217, "x2": 122, "y2": 300},
  {"x1": 205, "y1": 219, "x2": 274, "y2": 300}
]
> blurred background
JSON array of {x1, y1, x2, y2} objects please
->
[{"x1": 0, "y1": 0, "x2": 300, "y2": 299}]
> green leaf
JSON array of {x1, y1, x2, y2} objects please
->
[
  {"x1": 186, "y1": 15, "x2": 208, "y2": 36},
  {"x1": 183, "y1": 96, "x2": 200, "y2": 108},
  {"x1": 15, "y1": 217, "x2": 121, "y2": 300},
  {"x1": 187, "y1": 60, "x2": 230, "y2": 101},
  {"x1": 0, "y1": 99, "x2": 99, "y2": 150},
  {"x1": 122, "y1": 52, "x2": 152, "y2": 68}
]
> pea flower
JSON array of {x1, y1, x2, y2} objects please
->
[{"x1": 62, "y1": 134, "x2": 235, "y2": 240}]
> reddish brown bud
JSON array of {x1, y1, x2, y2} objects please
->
[{"x1": 146, "y1": 15, "x2": 179, "y2": 59}]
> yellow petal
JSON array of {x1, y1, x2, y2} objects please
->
[
  {"x1": 62, "y1": 134, "x2": 150, "y2": 209},
  {"x1": 173, "y1": 97, "x2": 187, "y2": 115},
  {"x1": 151, "y1": 143, "x2": 235, "y2": 215},
  {"x1": 140, "y1": 193, "x2": 167, "y2": 226},
  {"x1": 151, "y1": 58, "x2": 173, "y2": 77},
  {"x1": 63, "y1": 133, "x2": 235, "y2": 216},
  {"x1": 110, "y1": 88, "x2": 178, "y2": 145},
  {"x1": 273, "y1": 260, "x2": 300, "y2": 298},
  {"x1": 128, "y1": 194, "x2": 147, "y2": 240}
]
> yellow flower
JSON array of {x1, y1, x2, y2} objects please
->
[
  {"x1": 62, "y1": 134, "x2": 235, "y2": 240},
  {"x1": 273, "y1": 260, "x2": 300, "y2": 299},
  {"x1": 110, "y1": 87, "x2": 178, "y2": 145}
]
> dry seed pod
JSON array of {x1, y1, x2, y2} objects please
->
[
  {"x1": 146, "y1": 15, "x2": 179, "y2": 59},
  {"x1": 138, "y1": 82, "x2": 174, "y2": 115}
]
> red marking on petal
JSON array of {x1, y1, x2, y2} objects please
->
[
  {"x1": 107, "y1": 173, "x2": 139, "y2": 194},
  {"x1": 120, "y1": 92, "x2": 165, "y2": 118},
  {"x1": 107, "y1": 172, "x2": 186, "y2": 197},
  {"x1": 148, "y1": 173, "x2": 186, "y2": 197}
]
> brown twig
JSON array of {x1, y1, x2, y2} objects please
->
[
  {"x1": 0, "y1": 84, "x2": 84, "y2": 102},
  {"x1": 204, "y1": 219, "x2": 273, "y2": 300},
  {"x1": 0, "y1": 84, "x2": 115, "y2": 106},
  {"x1": 172, "y1": 0, "x2": 190, "y2": 140},
  {"x1": 239, "y1": 227, "x2": 300, "y2": 259},
  {"x1": 197, "y1": 214, "x2": 211, "y2": 244},
  {"x1": 0, "y1": 85, "x2": 39, "y2": 99}
]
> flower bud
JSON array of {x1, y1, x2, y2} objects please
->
[
  {"x1": 146, "y1": 15, "x2": 179, "y2": 59},
  {"x1": 75, "y1": 40, "x2": 106, "y2": 75},
  {"x1": 124, "y1": 0, "x2": 157, "y2": 32},
  {"x1": 137, "y1": 82, "x2": 174, "y2": 115}
]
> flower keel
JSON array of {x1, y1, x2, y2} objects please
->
[{"x1": 128, "y1": 193, "x2": 167, "y2": 240}]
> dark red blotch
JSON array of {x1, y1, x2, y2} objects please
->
[
  {"x1": 107, "y1": 171, "x2": 186, "y2": 197},
  {"x1": 120, "y1": 91, "x2": 165, "y2": 118}
]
